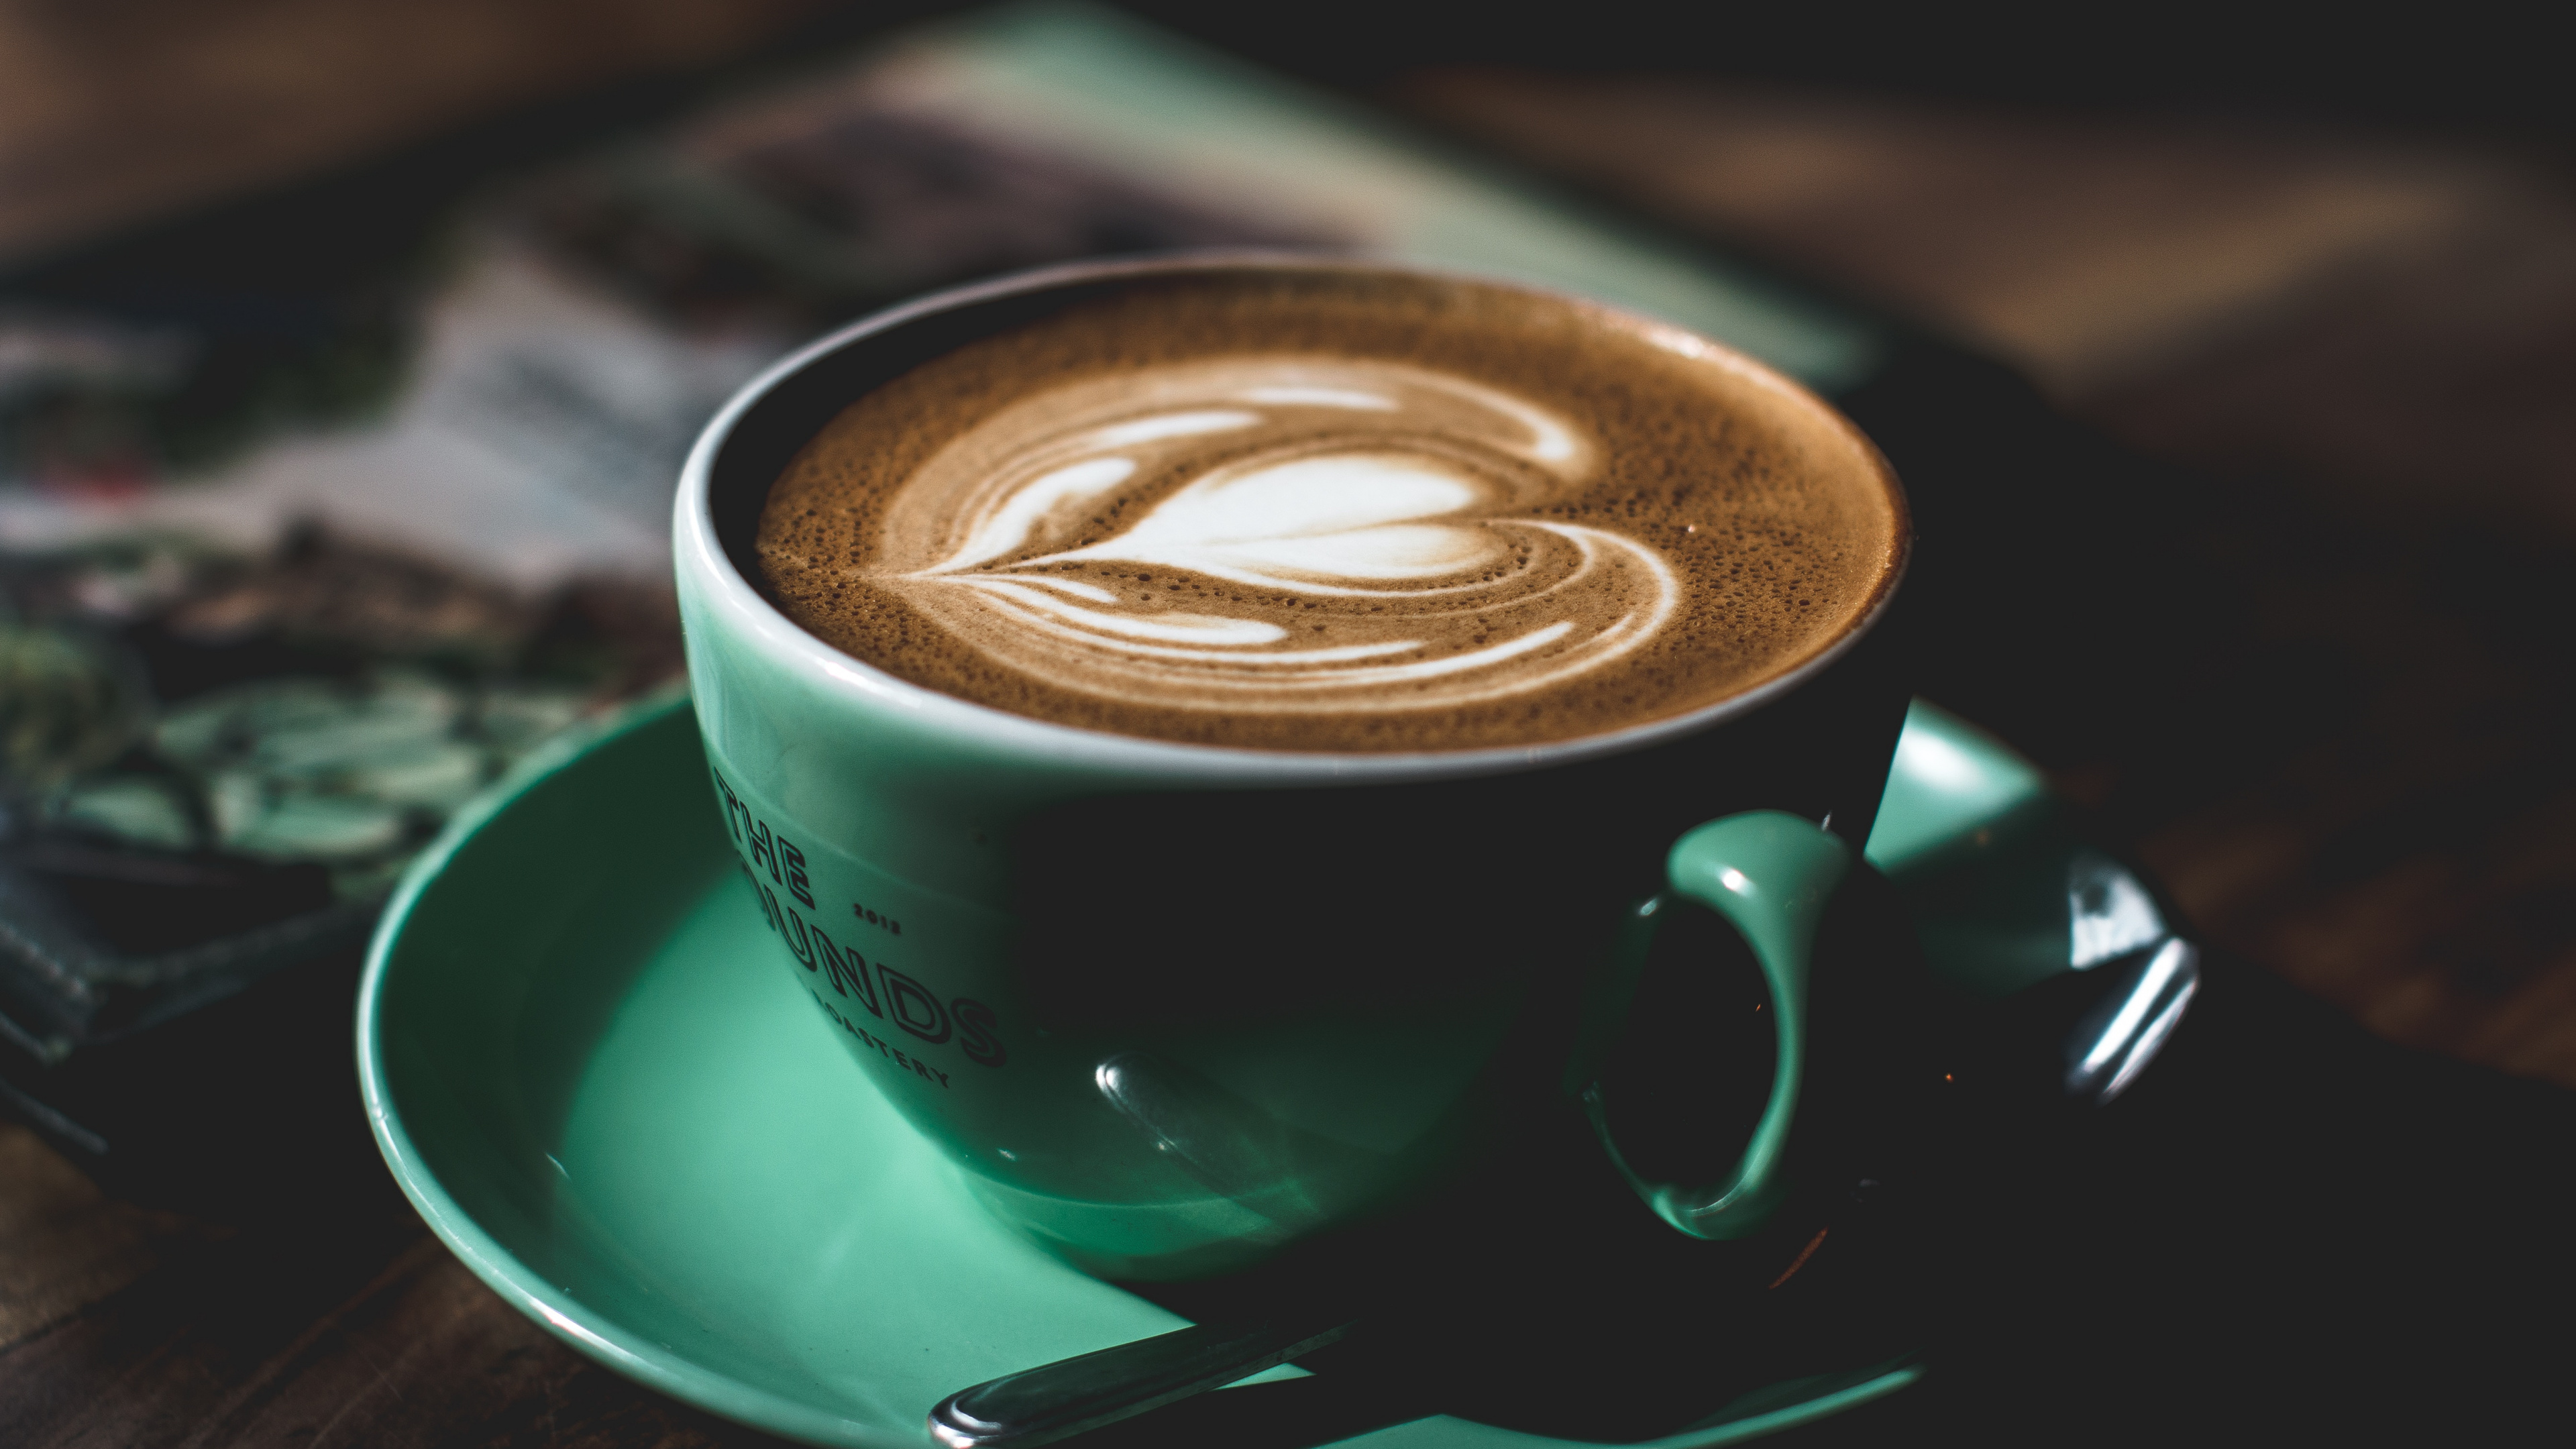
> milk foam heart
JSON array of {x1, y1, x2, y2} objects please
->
[
  {"x1": 877, "y1": 357, "x2": 1680, "y2": 713},
  {"x1": 754, "y1": 268, "x2": 1907, "y2": 752}
]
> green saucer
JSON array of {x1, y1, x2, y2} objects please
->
[{"x1": 358, "y1": 698, "x2": 2051, "y2": 1447}]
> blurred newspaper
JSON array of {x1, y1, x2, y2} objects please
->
[{"x1": 0, "y1": 1, "x2": 1875, "y2": 1040}]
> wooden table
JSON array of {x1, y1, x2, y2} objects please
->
[{"x1": 7, "y1": 12, "x2": 2575, "y2": 1446}]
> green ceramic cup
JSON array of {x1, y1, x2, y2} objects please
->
[{"x1": 675, "y1": 256, "x2": 1914, "y2": 1281}]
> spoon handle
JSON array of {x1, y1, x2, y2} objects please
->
[{"x1": 927, "y1": 1315, "x2": 1356, "y2": 1448}]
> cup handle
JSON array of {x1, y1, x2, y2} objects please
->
[{"x1": 1579, "y1": 810, "x2": 1850, "y2": 1240}]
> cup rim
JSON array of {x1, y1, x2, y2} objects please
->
[{"x1": 675, "y1": 250, "x2": 1911, "y2": 785}]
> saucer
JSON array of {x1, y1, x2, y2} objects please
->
[{"x1": 357, "y1": 698, "x2": 2063, "y2": 1447}]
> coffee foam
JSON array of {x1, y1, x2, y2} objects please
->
[{"x1": 756, "y1": 270, "x2": 1904, "y2": 752}]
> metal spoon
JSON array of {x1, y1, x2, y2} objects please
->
[{"x1": 928, "y1": 1313, "x2": 1356, "y2": 1448}]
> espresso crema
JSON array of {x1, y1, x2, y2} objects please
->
[{"x1": 756, "y1": 269, "x2": 1907, "y2": 751}]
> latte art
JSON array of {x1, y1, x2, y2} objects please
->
[
  {"x1": 879, "y1": 358, "x2": 1678, "y2": 714},
  {"x1": 756, "y1": 268, "x2": 1907, "y2": 751}
]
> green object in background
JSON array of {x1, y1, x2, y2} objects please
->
[
  {"x1": 0, "y1": 622, "x2": 147, "y2": 790},
  {"x1": 885, "y1": 1, "x2": 1886, "y2": 391},
  {"x1": 360, "y1": 690, "x2": 2115, "y2": 1447}
]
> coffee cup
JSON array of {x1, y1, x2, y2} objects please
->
[{"x1": 675, "y1": 255, "x2": 1919, "y2": 1281}]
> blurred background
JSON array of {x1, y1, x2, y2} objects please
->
[{"x1": 3, "y1": 1, "x2": 2571, "y2": 1444}]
